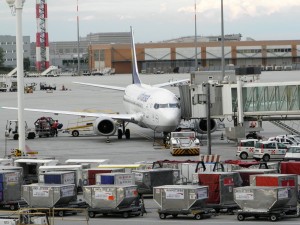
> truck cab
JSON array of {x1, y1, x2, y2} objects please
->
[
  {"x1": 253, "y1": 141, "x2": 288, "y2": 162},
  {"x1": 5, "y1": 120, "x2": 36, "y2": 140},
  {"x1": 169, "y1": 131, "x2": 200, "y2": 156}
]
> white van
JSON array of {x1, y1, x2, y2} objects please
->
[
  {"x1": 236, "y1": 139, "x2": 259, "y2": 159},
  {"x1": 253, "y1": 141, "x2": 288, "y2": 162},
  {"x1": 284, "y1": 146, "x2": 300, "y2": 161}
]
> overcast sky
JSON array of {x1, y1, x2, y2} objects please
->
[{"x1": 0, "y1": 0, "x2": 300, "y2": 43}]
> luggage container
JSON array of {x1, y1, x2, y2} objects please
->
[
  {"x1": 0, "y1": 158, "x2": 14, "y2": 166},
  {"x1": 280, "y1": 161, "x2": 300, "y2": 194},
  {"x1": 234, "y1": 168, "x2": 277, "y2": 186},
  {"x1": 152, "y1": 160, "x2": 203, "y2": 184},
  {"x1": 38, "y1": 165, "x2": 84, "y2": 191},
  {"x1": 0, "y1": 170, "x2": 26, "y2": 210},
  {"x1": 82, "y1": 168, "x2": 125, "y2": 185},
  {"x1": 133, "y1": 169, "x2": 178, "y2": 194},
  {"x1": 250, "y1": 174, "x2": 298, "y2": 212},
  {"x1": 22, "y1": 183, "x2": 76, "y2": 208},
  {"x1": 43, "y1": 171, "x2": 76, "y2": 185},
  {"x1": 234, "y1": 186, "x2": 291, "y2": 221},
  {"x1": 96, "y1": 173, "x2": 135, "y2": 185},
  {"x1": 198, "y1": 172, "x2": 242, "y2": 212},
  {"x1": 153, "y1": 185, "x2": 215, "y2": 220},
  {"x1": 14, "y1": 159, "x2": 58, "y2": 184},
  {"x1": 83, "y1": 185, "x2": 142, "y2": 218}
]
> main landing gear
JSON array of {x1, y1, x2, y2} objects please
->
[{"x1": 118, "y1": 121, "x2": 130, "y2": 139}]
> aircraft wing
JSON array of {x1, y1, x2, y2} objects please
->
[
  {"x1": 153, "y1": 78, "x2": 190, "y2": 88},
  {"x1": 2, "y1": 107, "x2": 142, "y2": 122},
  {"x1": 73, "y1": 82, "x2": 126, "y2": 91}
]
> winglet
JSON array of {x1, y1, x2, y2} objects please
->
[{"x1": 130, "y1": 27, "x2": 141, "y2": 84}]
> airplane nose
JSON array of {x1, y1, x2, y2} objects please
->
[{"x1": 163, "y1": 109, "x2": 181, "y2": 126}]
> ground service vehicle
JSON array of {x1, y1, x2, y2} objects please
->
[
  {"x1": 268, "y1": 136, "x2": 298, "y2": 147},
  {"x1": 284, "y1": 146, "x2": 300, "y2": 161},
  {"x1": 169, "y1": 131, "x2": 200, "y2": 156},
  {"x1": 253, "y1": 141, "x2": 288, "y2": 162},
  {"x1": 40, "y1": 82, "x2": 56, "y2": 90},
  {"x1": 64, "y1": 119, "x2": 94, "y2": 137},
  {"x1": 236, "y1": 139, "x2": 259, "y2": 160},
  {"x1": 5, "y1": 120, "x2": 36, "y2": 140}
]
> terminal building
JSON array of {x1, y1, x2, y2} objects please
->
[
  {"x1": 0, "y1": 35, "x2": 31, "y2": 68},
  {"x1": 88, "y1": 36, "x2": 300, "y2": 74},
  {"x1": 1, "y1": 33, "x2": 300, "y2": 73}
]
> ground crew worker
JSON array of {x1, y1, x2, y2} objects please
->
[{"x1": 52, "y1": 120, "x2": 59, "y2": 137}]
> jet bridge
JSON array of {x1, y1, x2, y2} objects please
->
[{"x1": 179, "y1": 69, "x2": 300, "y2": 141}]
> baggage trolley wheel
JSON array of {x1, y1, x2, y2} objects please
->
[
  {"x1": 159, "y1": 213, "x2": 167, "y2": 219},
  {"x1": 88, "y1": 211, "x2": 95, "y2": 218},
  {"x1": 237, "y1": 214, "x2": 245, "y2": 221},
  {"x1": 269, "y1": 214, "x2": 278, "y2": 222},
  {"x1": 10, "y1": 205, "x2": 15, "y2": 210},
  {"x1": 194, "y1": 213, "x2": 202, "y2": 220},
  {"x1": 122, "y1": 212, "x2": 129, "y2": 218}
]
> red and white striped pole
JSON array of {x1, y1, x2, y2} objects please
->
[{"x1": 36, "y1": 0, "x2": 50, "y2": 72}]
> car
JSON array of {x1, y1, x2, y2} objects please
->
[
  {"x1": 253, "y1": 141, "x2": 288, "y2": 162},
  {"x1": 236, "y1": 139, "x2": 259, "y2": 160},
  {"x1": 268, "y1": 136, "x2": 299, "y2": 148},
  {"x1": 284, "y1": 146, "x2": 300, "y2": 161},
  {"x1": 277, "y1": 135, "x2": 300, "y2": 145}
]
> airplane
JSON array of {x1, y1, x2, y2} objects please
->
[{"x1": 3, "y1": 27, "x2": 190, "y2": 141}]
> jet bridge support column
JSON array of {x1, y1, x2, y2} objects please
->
[{"x1": 236, "y1": 75, "x2": 244, "y2": 125}]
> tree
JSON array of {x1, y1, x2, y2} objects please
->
[{"x1": 0, "y1": 47, "x2": 4, "y2": 67}]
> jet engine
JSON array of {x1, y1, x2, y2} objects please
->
[
  {"x1": 93, "y1": 117, "x2": 117, "y2": 136},
  {"x1": 194, "y1": 119, "x2": 217, "y2": 134}
]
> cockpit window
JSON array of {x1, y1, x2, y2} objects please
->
[{"x1": 154, "y1": 103, "x2": 180, "y2": 109}]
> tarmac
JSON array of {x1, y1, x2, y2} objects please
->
[{"x1": 0, "y1": 71, "x2": 297, "y2": 163}]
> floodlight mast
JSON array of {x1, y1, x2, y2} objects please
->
[{"x1": 5, "y1": 0, "x2": 26, "y2": 152}]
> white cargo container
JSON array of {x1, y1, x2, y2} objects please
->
[
  {"x1": 14, "y1": 159, "x2": 58, "y2": 184},
  {"x1": 39, "y1": 165, "x2": 84, "y2": 191},
  {"x1": 95, "y1": 173, "x2": 135, "y2": 185}
]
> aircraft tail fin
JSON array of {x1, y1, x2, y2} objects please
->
[{"x1": 130, "y1": 27, "x2": 142, "y2": 84}]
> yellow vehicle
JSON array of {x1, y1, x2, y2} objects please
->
[{"x1": 64, "y1": 118, "x2": 94, "y2": 137}]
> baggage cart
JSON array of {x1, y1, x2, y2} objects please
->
[
  {"x1": 250, "y1": 174, "x2": 299, "y2": 214},
  {"x1": 154, "y1": 185, "x2": 215, "y2": 220},
  {"x1": 83, "y1": 184, "x2": 144, "y2": 218},
  {"x1": 234, "y1": 186, "x2": 291, "y2": 221},
  {"x1": 234, "y1": 168, "x2": 277, "y2": 186},
  {"x1": 197, "y1": 172, "x2": 242, "y2": 213},
  {"x1": 133, "y1": 168, "x2": 179, "y2": 194}
]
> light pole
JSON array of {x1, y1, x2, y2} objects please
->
[
  {"x1": 76, "y1": 0, "x2": 80, "y2": 76},
  {"x1": 5, "y1": 0, "x2": 26, "y2": 152},
  {"x1": 194, "y1": 0, "x2": 198, "y2": 71},
  {"x1": 221, "y1": 0, "x2": 225, "y2": 79}
]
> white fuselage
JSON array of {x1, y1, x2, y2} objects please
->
[{"x1": 123, "y1": 84, "x2": 181, "y2": 133}]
